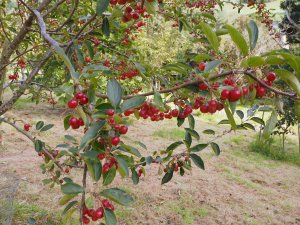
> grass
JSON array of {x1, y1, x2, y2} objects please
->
[
  {"x1": 152, "y1": 128, "x2": 185, "y2": 140},
  {"x1": 249, "y1": 136, "x2": 300, "y2": 166},
  {"x1": 224, "y1": 134, "x2": 246, "y2": 145}
]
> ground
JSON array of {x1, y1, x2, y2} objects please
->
[{"x1": 0, "y1": 100, "x2": 300, "y2": 225}]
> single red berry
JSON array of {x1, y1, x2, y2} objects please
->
[
  {"x1": 217, "y1": 103, "x2": 224, "y2": 111},
  {"x1": 79, "y1": 96, "x2": 89, "y2": 105},
  {"x1": 229, "y1": 88, "x2": 242, "y2": 102},
  {"x1": 111, "y1": 136, "x2": 120, "y2": 146},
  {"x1": 85, "y1": 56, "x2": 91, "y2": 63},
  {"x1": 83, "y1": 207, "x2": 89, "y2": 215},
  {"x1": 242, "y1": 86, "x2": 248, "y2": 96},
  {"x1": 78, "y1": 118, "x2": 84, "y2": 126},
  {"x1": 220, "y1": 89, "x2": 230, "y2": 100},
  {"x1": 119, "y1": 125, "x2": 128, "y2": 134},
  {"x1": 108, "y1": 117, "x2": 115, "y2": 125},
  {"x1": 198, "y1": 82, "x2": 208, "y2": 91},
  {"x1": 24, "y1": 123, "x2": 31, "y2": 131},
  {"x1": 98, "y1": 153, "x2": 105, "y2": 160},
  {"x1": 68, "y1": 99, "x2": 78, "y2": 109},
  {"x1": 184, "y1": 106, "x2": 193, "y2": 116},
  {"x1": 256, "y1": 86, "x2": 266, "y2": 98},
  {"x1": 106, "y1": 109, "x2": 115, "y2": 116},
  {"x1": 110, "y1": 0, "x2": 117, "y2": 5},
  {"x1": 82, "y1": 216, "x2": 90, "y2": 224},
  {"x1": 102, "y1": 163, "x2": 111, "y2": 173},
  {"x1": 267, "y1": 72, "x2": 276, "y2": 82},
  {"x1": 75, "y1": 92, "x2": 84, "y2": 99},
  {"x1": 174, "y1": 163, "x2": 179, "y2": 172},
  {"x1": 208, "y1": 100, "x2": 218, "y2": 108},
  {"x1": 171, "y1": 109, "x2": 179, "y2": 117},
  {"x1": 198, "y1": 62, "x2": 206, "y2": 71},
  {"x1": 69, "y1": 117, "x2": 79, "y2": 127},
  {"x1": 65, "y1": 168, "x2": 70, "y2": 173},
  {"x1": 94, "y1": 207, "x2": 104, "y2": 219},
  {"x1": 200, "y1": 104, "x2": 209, "y2": 113},
  {"x1": 178, "y1": 112, "x2": 186, "y2": 119}
]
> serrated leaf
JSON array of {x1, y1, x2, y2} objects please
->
[
  {"x1": 218, "y1": 119, "x2": 230, "y2": 125},
  {"x1": 166, "y1": 141, "x2": 184, "y2": 152},
  {"x1": 96, "y1": 0, "x2": 110, "y2": 16},
  {"x1": 61, "y1": 182, "x2": 83, "y2": 195},
  {"x1": 102, "y1": 17, "x2": 110, "y2": 36},
  {"x1": 153, "y1": 92, "x2": 164, "y2": 110},
  {"x1": 116, "y1": 156, "x2": 129, "y2": 178},
  {"x1": 100, "y1": 188, "x2": 134, "y2": 206},
  {"x1": 202, "y1": 129, "x2": 215, "y2": 135},
  {"x1": 161, "y1": 170, "x2": 173, "y2": 184},
  {"x1": 224, "y1": 101, "x2": 237, "y2": 130},
  {"x1": 107, "y1": 79, "x2": 122, "y2": 108},
  {"x1": 62, "y1": 201, "x2": 78, "y2": 215},
  {"x1": 185, "y1": 128, "x2": 200, "y2": 140},
  {"x1": 225, "y1": 24, "x2": 248, "y2": 56},
  {"x1": 120, "y1": 96, "x2": 146, "y2": 112},
  {"x1": 236, "y1": 110, "x2": 244, "y2": 120},
  {"x1": 105, "y1": 208, "x2": 117, "y2": 225},
  {"x1": 205, "y1": 60, "x2": 222, "y2": 72},
  {"x1": 80, "y1": 120, "x2": 106, "y2": 148},
  {"x1": 242, "y1": 123, "x2": 256, "y2": 130},
  {"x1": 103, "y1": 166, "x2": 116, "y2": 185},
  {"x1": 251, "y1": 117, "x2": 265, "y2": 126},
  {"x1": 210, "y1": 142, "x2": 220, "y2": 156},
  {"x1": 40, "y1": 124, "x2": 54, "y2": 132},
  {"x1": 59, "y1": 194, "x2": 76, "y2": 206},
  {"x1": 262, "y1": 110, "x2": 278, "y2": 139},
  {"x1": 199, "y1": 22, "x2": 219, "y2": 51},
  {"x1": 36, "y1": 121, "x2": 44, "y2": 130},
  {"x1": 247, "y1": 20, "x2": 259, "y2": 51},
  {"x1": 131, "y1": 168, "x2": 139, "y2": 185},
  {"x1": 188, "y1": 115, "x2": 195, "y2": 129},
  {"x1": 34, "y1": 140, "x2": 43, "y2": 152},
  {"x1": 190, "y1": 143, "x2": 208, "y2": 152},
  {"x1": 64, "y1": 115, "x2": 71, "y2": 130},
  {"x1": 177, "y1": 117, "x2": 185, "y2": 127},
  {"x1": 190, "y1": 154, "x2": 205, "y2": 170}
]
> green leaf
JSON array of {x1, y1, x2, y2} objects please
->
[
  {"x1": 251, "y1": 117, "x2": 265, "y2": 126},
  {"x1": 166, "y1": 141, "x2": 184, "y2": 152},
  {"x1": 236, "y1": 110, "x2": 244, "y2": 120},
  {"x1": 36, "y1": 121, "x2": 44, "y2": 130},
  {"x1": 210, "y1": 142, "x2": 220, "y2": 156},
  {"x1": 96, "y1": 0, "x2": 110, "y2": 16},
  {"x1": 177, "y1": 117, "x2": 185, "y2": 127},
  {"x1": 262, "y1": 110, "x2": 278, "y2": 139},
  {"x1": 116, "y1": 156, "x2": 129, "y2": 178},
  {"x1": 64, "y1": 135, "x2": 77, "y2": 143},
  {"x1": 34, "y1": 140, "x2": 43, "y2": 152},
  {"x1": 131, "y1": 168, "x2": 139, "y2": 185},
  {"x1": 185, "y1": 132, "x2": 192, "y2": 147},
  {"x1": 205, "y1": 60, "x2": 222, "y2": 72},
  {"x1": 275, "y1": 69, "x2": 300, "y2": 95},
  {"x1": 218, "y1": 119, "x2": 230, "y2": 125},
  {"x1": 85, "y1": 157, "x2": 102, "y2": 181},
  {"x1": 199, "y1": 12, "x2": 216, "y2": 22},
  {"x1": 103, "y1": 166, "x2": 116, "y2": 185},
  {"x1": 190, "y1": 144, "x2": 208, "y2": 152},
  {"x1": 161, "y1": 170, "x2": 173, "y2": 184},
  {"x1": 59, "y1": 194, "x2": 76, "y2": 206},
  {"x1": 153, "y1": 92, "x2": 164, "y2": 110},
  {"x1": 120, "y1": 96, "x2": 146, "y2": 112},
  {"x1": 202, "y1": 129, "x2": 215, "y2": 135},
  {"x1": 100, "y1": 188, "x2": 134, "y2": 206},
  {"x1": 184, "y1": 128, "x2": 200, "y2": 140},
  {"x1": 225, "y1": 24, "x2": 248, "y2": 56},
  {"x1": 80, "y1": 120, "x2": 106, "y2": 148},
  {"x1": 62, "y1": 201, "x2": 78, "y2": 215},
  {"x1": 40, "y1": 124, "x2": 54, "y2": 132},
  {"x1": 188, "y1": 115, "x2": 195, "y2": 129},
  {"x1": 199, "y1": 22, "x2": 219, "y2": 51},
  {"x1": 246, "y1": 20, "x2": 259, "y2": 51},
  {"x1": 242, "y1": 123, "x2": 256, "y2": 130},
  {"x1": 61, "y1": 182, "x2": 83, "y2": 195},
  {"x1": 190, "y1": 154, "x2": 205, "y2": 170},
  {"x1": 118, "y1": 144, "x2": 141, "y2": 157},
  {"x1": 107, "y1": 79, "x2": 122, "y2": 108},
  {"x1": 224, "y1": 101, "x2": 237, "y2": 130},
  {"x1": 193, "y1": 54, "x2": 212, "y2": 63},
  {"x1": 102, "y1": 17, "x2": 110, "y2": 37},
  {"x1": 64, "y1": 115, "x2": 71, "y2": 130},
  {"x1": 105, "y1": 208, "x2": 117, "y2": 225},
  {"x1": 242, "y1": 56, "x2": 265, "y2": 67}
]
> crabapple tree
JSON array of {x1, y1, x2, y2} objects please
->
[{"x1": 0, "y1": 0, "x2": 300, "y2": 224}]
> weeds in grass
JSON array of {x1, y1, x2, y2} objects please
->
[
  {"x1": 152, "y1": 128, "x2": 185, "y2": 140},
  {"x1": 249, "y1": 136, "x2": 300, "y2": 166}
]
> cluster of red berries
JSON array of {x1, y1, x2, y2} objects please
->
[
  {"x1": 223, "y1": 77, "x2": 236, "y2": 86},
  {"x1": 247, "y1": 2, "x2": 273, "y2": 31},
  {"x1": 91, "y1": 36, "x2": 101, "y2": 45},
  {"x1": 67, "y1": 92, "x2": 89, "y2": 109},
  {"x1": 120, "y1": 6, "x2": 143, "y2": 23},
  {"x1": 82, "y1": 199, "x2": 114, "y2": 224},
  {"x1": 69, "y1": 117, "x2": 85, "y2": 129},
  {"x1": 8, "y1": 73, "x2": 18, "y2": 80},
  {"x1": 186, "y1": 0, "x2": 217, "y2": 13},
  {"x1": 98, "y1": 154, "x2": 119, "y2": 173},
  {"x1": 117, "y1": 69, "x2": 140, "y2": 80}
]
